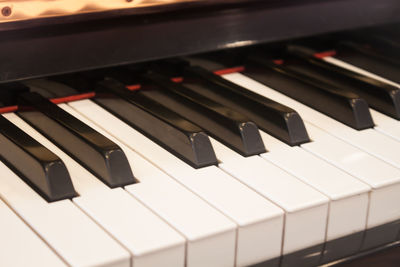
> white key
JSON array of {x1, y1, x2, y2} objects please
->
[
  {"x1": 371, "y1": 109, "x2": 400, "y2": 142},
  {"x1": 68, "y1": 99, "x2": 285, "y2": 267},
  {"x1": 223, "y1": 73, "x2": 400, "y2": 229},
  {"x1": 0, "y1": 154, "x2": 130, "y2": 267},
  {"x1": 4, "y1": 112, "x2": 185, "y2": 267},
  {"x1": 0, "y1": 199, "x2": 66, "y2": 267},
  {"x1": 303, "y1": 122, "x2": 400, "y2": 229},
  {"x1": 257, "y1": 133, "x2": 369, "y2": 242},
  {"x1": 60, "y1": 103, "x2": 238, "y2": 267},
  {"x1": 323, "y1": 56, "x2": 400, "y2": 88},
  {"x1": 210, "y1": 137, "x2": 329, "y2": 255}
]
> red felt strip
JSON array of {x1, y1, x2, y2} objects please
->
[
  {"x1": 171, "y1": 77, "x2": 183, "y2": 83},
  {"x1": 50, "y1": 92, "x2": 96, "y2": 104},
  {"x1": 0, "y1": 105, "x2": 18, "y2": 114},
  {"x1": 214, "y1": 66, "x2": 245, "y2": 75},
  {"x1": 314, "y1": 50, "x2": 337, "y2": 59},
  {"x1": 273, "y1": 59, "x2": 284, "y2": 65},
  {"x1": 126, "y1": 84, "x2": 141, "y2": 91}
]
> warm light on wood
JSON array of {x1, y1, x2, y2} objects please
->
[{"x1": 0, "y1": 0, "x2": 197, "y2": 22}]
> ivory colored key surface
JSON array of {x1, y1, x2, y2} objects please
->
[
  {"x1": 0, "y1": 143, "x2": 130, "y2": 267},
  {"x1": 303, "y1": 123, "x2": 400, "y2": 229},
  {"x1": 211, "y1": 128, "x2": 369, "y2": 247},
  {"x1": 0, "y1": 199, "x2": 66, "y2": 267},
  {"x1": 223, "y1": 73, "x2": 400, "y2": 231},
  {"x1": 257, "y1": 133, "x2": 370, "y2": 241},
  {"x1": 209, "y1": 137, "x2": 329, "y2": 255},
  {"x1": 68, "y1": 99, "x2": 285, "y2": 267},
  {"x1": 371, "y1": 109, "x2": 400, "y2": 142},
  {"x1": 60, "y1": 103, "x2": 239, "y2": 267},
  {"x1": 5, "y1": 113, "x2": 186, "y2": 267}
]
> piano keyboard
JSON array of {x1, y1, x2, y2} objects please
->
[{"x1": 0, "y1": 31, "x2": 399, "y2": 267}]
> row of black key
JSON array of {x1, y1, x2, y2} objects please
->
[{"x1": 0, "y1": 31, "x2": 398, "y2": 204}]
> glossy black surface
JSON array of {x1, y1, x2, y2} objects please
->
[
  {"x1": 251, "y1": 220, "x2": 400, "y2": 267},
  {"x1": 245, "y1": 54, "x2": 374, "y2": 130},
  {"x1": 94, "y1": 77, "x2": 218, "y2": 169},
  {"x1": 333, "y1": 42, "x2": 400, "y2": 84},
  {"x1": 337, "y1": 41, "x2": 400, "y2": 67},
  {"x1": 0, "y1": 115, "x2": 76, "y2": 202},
  {"x1": 181, "y1": 66, "x2": 310, "y2": 146},
  {"x1": 0, "y1": 83, "x2": 30, "y2": 106},
  {"x1": 287, "y1": 45, "x2": 400, "y2": 119},
  {"x1": 141, "y1": 72, "x2": 266, "y2": 156},
  {"x1": 0, "y1": 0, "x2": 398, "y2": 83},
  {"x1": 17, "y1": 92, "x2": 136, "y2": 188}
]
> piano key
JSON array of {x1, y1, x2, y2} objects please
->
[
  {"x1": 182, "y1": 65, "x2": 310, "y2": 146},
  {"x1": 26, "y1": 78, "x2": 242, "y2": 266},
  {"x1": 209, "y1": 137, "x2": 330, "y2": 257},
  {"x1": 16, "y1": 91, "x2": 136, "y2": 188},
  {"x1": 140, "y1": 72, "x2": 266, "y2": 156},
  {"x1": 244, "y1": 55, "x2": 374, "y2": 130},
  {"x1": 95, "y1": 77, "x2": 218, "y2": 169},
  {"x1": 5, "y1": 112, "x2": 187, "y2": 267},
  {"x1": 223, "y1": 73, "x2": 400, "y2": 248},
  {"x1": 0, "y1": 115, "x2": 76, "y2": 202},
  {"x1": 322, "y1": 54, "x2": 400, "y2": 88},
  {"x1": 0, "y1": 82, "x2": 29, "y2": 107},
  {"x1": 0, "y1": 199, "x2": 66, "y2": 267},
  {"x1": 324, "y1": 39, "x2": 400, "y2": 83},
  {"x1": 282, "y1": 49, "x2": 400, "y2": 119},
  {"x1": 337, "y1": 41, "x2": 400, "y2": 66},
  {"x1": 61, "y1": 102, "x2": 240, "y2": 267},
  {"x1": 210, "y1": 117, "x2": 370, "y2": 255},
  {"x1": 225, "y1": 73, "x2": 400, "y2": 169},
  {"x1": 302, "y1": 122, "x2": 400, "y2": 227},
  {"x1": 67, "y1": 98, "x2": 285, "y2": 267},
  {"x1": 0, "y1": 143, "x2": 131, "y2": 267}
]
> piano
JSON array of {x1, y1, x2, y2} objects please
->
[{"x1": 0, "y1": 1, "x2": 399, "y2": 266}]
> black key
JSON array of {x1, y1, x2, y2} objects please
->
[
  {"x1": 337, "y1": 41, "x2": 400, "y2": 67},
  {"x1": 180, "y1": 65, "x2": 310, "y2": 146},
  {"x1": 141, "y1": 72, "x2": 266, "y2": 156},
  {"x1": 17, "y1": 91, "x2": 137, "y2": 188},
  {"x1": 24, "y1": 79, "x2": 79, "y2": 98},
  {"x1": 94, "y1": 77, "x2": 218, "y2": 169},
  {"x1": 333, "y1": 41, "x2": 400, "y2": 84},
  {"x1": 0, "y1": 115, "x2": 76, "y2": 202},
  {"x1": 340, "y1": 31, "x2": 400, "y2": 63},
  {"x1": 286, "y1": 46, "x2": 400, "y2": 119},
  {"x1": 0, "y1": 82, "x2": 29, "y2": 107},
  {"x1": 244, "y1": 54, "x2": 374, "y2": 130}
]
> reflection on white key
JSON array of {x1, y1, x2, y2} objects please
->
[
  {"x1": 0, "y1": 199, "x2": 66, "y2": 267},
  {"x1": 68, "y1": 99, "x2": 284, "y2": 267},
  {"x1": 0, "y1": 154, "x2": 130, "y2": 267},
  {"x1": 61, "y1": 103, "x2": 238, "y2": 267},
  {"x1": 371, "y1": 109, "x2": 400, "y2": 142},
  {"x1": 223, "y1": 73, "x2": 400, "y2": 230},
  {"x1": 209, "y1": 137, "x2": 329, "y2": 255},
  {"x1": 4, "y1": 113, "x2": 185, "y2": 267}
]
